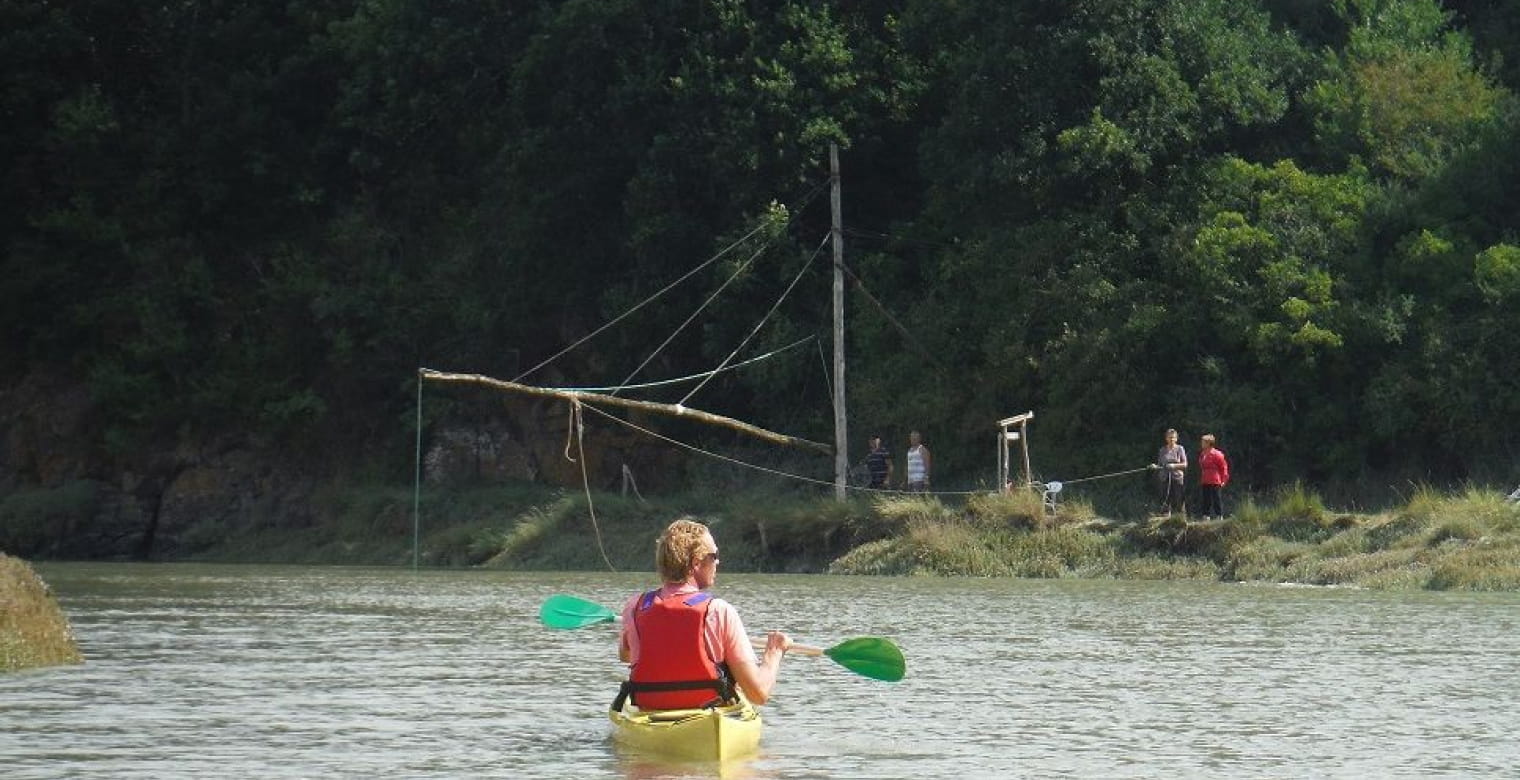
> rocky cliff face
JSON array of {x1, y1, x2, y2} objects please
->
[
  {"x1": 0, "y1": 372, "x2": 320, "y2": 558},
  {"x1": 1, "y1": 372, "x2": 685, "y2": 559},
  {"x1": 421, "y1": 393, "x2": 686, "y2": 493}
]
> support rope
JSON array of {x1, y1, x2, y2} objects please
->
[
  {"x1": 550, "y1": 336, "x2": 813, "y2": 393},
  {"x1": 513, "y1": 177, "x2": 829, "y2": 387},
  {"x1": 612, "y1": 238, "x2": 771, "y2": 396},
  {"x1": 838, "y1": 259, "x2": 949, "y2": 375},
  {"x1": 565, "y1": 398, "x2": 618, "y2": 572},
  {"x1": 1053, "y1": 465, "x2": 1153, "y2": 486},
  {"x1": 579, "y1": 402, "x2": 983, "y2": 496},
  {"x1": 816, "y1": 337, "x2": 834, "y2": 420},
  {"x1": 511, "y1": 220, "x2": 770, "y2": 384},
  {"x1": 680, "y1": 232, "x2": 830, "y2": 406}
]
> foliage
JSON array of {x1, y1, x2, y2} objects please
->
[
  {"x1": 2, "y1": 0, "x2": 1519, "y2": 520},
  {"x1": 0, "y1": 481, "x2": 102, "y2": 558}
]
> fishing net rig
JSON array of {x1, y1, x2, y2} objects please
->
[
  {"x1": 413, "y1": 184, "x2": 863, "y2": 570},
  {"x1": 409, "y1": 181, "x2": 1155, "y2": 569}
]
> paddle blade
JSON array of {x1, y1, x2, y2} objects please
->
[
  {"x1": 823, "y1": 637, "x2": 906, "y2": 682},
  {"x1": 539, "y1": 594, "x2": 620, "y2": 630}
]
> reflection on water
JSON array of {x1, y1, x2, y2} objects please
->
[
  {"x1": 2, "y1": 563, "x2": 1517, "y2": 778},
  {"x1": 615, "y1": 753, "x2": 775, "y2": 780}
]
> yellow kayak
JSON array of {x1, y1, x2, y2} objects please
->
[{"x1": 608, "y1": 697, "x2": 762, "y2": 761}]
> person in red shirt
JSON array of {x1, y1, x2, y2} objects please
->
[
  {"x1": 618, "y1": 517, "x2": 791, "y2": 709},
  {"x1": 1198, "y1": 434, "x2": 1230, "y2": 519}
]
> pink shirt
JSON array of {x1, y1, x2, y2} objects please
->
[
  {"x1": 1200, "y1": 448, "x2": 1230, "y2": 486},
  {"x1": 620, "y1": 582, "x2": 757, "y2": 668}
]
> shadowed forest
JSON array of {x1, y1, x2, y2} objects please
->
[{"x1": 4, "y1": 1, "x2": 1520, "y2": 558}]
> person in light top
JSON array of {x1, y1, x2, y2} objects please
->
[
  {"x1": 1155, "y1": 428, "x2": 1187, "y2": 517},
  {"x1": 617, "y1": 517, "x2": 791, "y2": 709},
  {"x1": 905, "y1": 430, "x2": 932, "y2": 492}
]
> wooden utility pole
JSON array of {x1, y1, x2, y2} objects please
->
[{"x1": 831, "y1": 143, "x2": 848, "y2": 501}]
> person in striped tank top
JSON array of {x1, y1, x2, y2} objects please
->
[{"x1": 905, "y1": 430, "x2": 932, "y2": 492}]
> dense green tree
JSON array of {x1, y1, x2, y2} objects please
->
[{"x1": 2, "y1": 0, "x2": 1518, "y2": 504}]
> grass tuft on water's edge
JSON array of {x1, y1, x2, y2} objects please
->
[{"x1": 1, "y1": 552, "x2": 84, "y2": 672}]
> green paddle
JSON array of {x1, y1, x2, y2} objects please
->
[
  {"x1": 540, "y1": 593, "x2": 621, "y2": 629},
  {"x1": 538, "y1": 593, "x2": 906, "y2": 682}
]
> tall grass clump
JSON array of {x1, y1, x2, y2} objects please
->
[
  {"x1": 1115, "y1": 555, "x2": 1221, "y2": 581},
  {"x1": 1, "y1": 553, "x2": 83, "y2": 672},
  {"x1": 993, "y1": 526, "x2": 1117, "y2": 578},
  {"x1": 1427, "y1": 547, "x2": 1520, "y2": 591},
  {"x1": 875, "y1": 495, "x2": 959, "y2": 528},
  {"x1": 1365, "y1": 485, "x2": 1516, "y2": 550},
  {"x1": 478, "y1": 492, "x2": 681, "y2": 571},
  {"x1": 719, "y1": 494, "x2": 877, "y2": 572},
  {"x1": 965, "y1": 489, "x2": 1045, "y2": 529},
  {"x1": 828, "y1": 490, "x2": 1120, "y2": 577},
  {"x1": 966, "y1": 488, "x2": 1098, "y2": 530},
  {"x1": 475, "y1": 499, "x2": 571, "y2": 566},
  {"x1": 829, "y1": 518, "x2": 1011, "y2": 576},
  {"x1": 1275, "y1": 486, "x2": 1520, "y2": 589},
  {"x1": 1263, "y1": 482, "x2": 1337, "y2": 542},
  {"x1": 1365, "y1": 484, "x2": 1444, "y2": 550},
  {"x1": 1226, "y1": 536, "x2": 1317, "y2": 582}
]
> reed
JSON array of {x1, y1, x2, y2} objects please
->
[
  {"x1": 1114, "y1": 555, "x2": 1221, "y2": 581},
  {"x1": 1, "y1": 553, "x2": 83, "y2": 672},
  {"x1": 1427, "y1": 548, "x2": 1520, "y2": 591},
  {"x1": 828, "y1": 520, "x2": 1011, "y2": 576},
  {"x1": 134, "y1": 476, "x2": 1520, "y2": 591},
  {"x1": 1226, "y1": 537, "x2": 1316, "y2": 583}
]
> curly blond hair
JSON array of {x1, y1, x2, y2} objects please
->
[{"x1": 655, "y1": 517, "x2": 712, "y2": 583}]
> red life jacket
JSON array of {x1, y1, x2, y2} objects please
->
[{"x1": 621, "y1": 589, "x2": 734, "y2": 710}]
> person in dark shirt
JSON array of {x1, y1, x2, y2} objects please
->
[{"x1": 865, "y1": 435, "x2": 893, "y2": 489}]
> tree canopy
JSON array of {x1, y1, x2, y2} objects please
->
[{"x1": 3, "y1": 0, "x2": 1517, "y2": 495}]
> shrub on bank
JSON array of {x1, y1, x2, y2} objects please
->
[
  {"x1": 146, "y1": 475, "x2": 1520, "y2": 591},
  {"x1": 1210, "y1": 485, "x2": 1520, "y2": 589},
  {"x1": 829, "y1": 494, "x2": 1118, "y2": 578},
  {"x1": 1, "y1": 553, "x2": 83, "y2": 672},
  {"x1": 0, "y1": 481, "x2": 101, "y2": 559}
]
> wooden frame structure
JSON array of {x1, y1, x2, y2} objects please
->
[{"x1": 997, "y1": 411, "x2": 1034, "y2": 493}]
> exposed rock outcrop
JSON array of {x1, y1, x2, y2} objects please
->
[{"x1": 1, "y1": 371, "x2": 686, "y2": 560}]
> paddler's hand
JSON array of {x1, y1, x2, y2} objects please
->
[{"x1": 762, "y1": 630, "x2": 792, "y2": 659}]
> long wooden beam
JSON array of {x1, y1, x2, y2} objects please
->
[{"x1": 418, "y1": 368, "x2": 833, "y2": 455}]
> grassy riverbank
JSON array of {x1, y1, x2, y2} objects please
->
[
  {"x1": 177, "y1": 479, "x2": 1520, "y2": 591},
  {"x1": 1, "y1": 553, "x2": 84, "y2": 672},
  {"x1": 461, "y1": 482, "x2": 1520, "y2": 591},
  {"x1": 832, "y1": 484, "x2": 1520, "y2": 590}
]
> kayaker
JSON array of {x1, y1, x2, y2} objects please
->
[{"x1": 618, "y1": 517, "x2": 792, "y2": 708}]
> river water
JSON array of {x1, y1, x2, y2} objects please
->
[{"x1": 3, "y1": 563, "x2": 1517, "y2": 778}]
